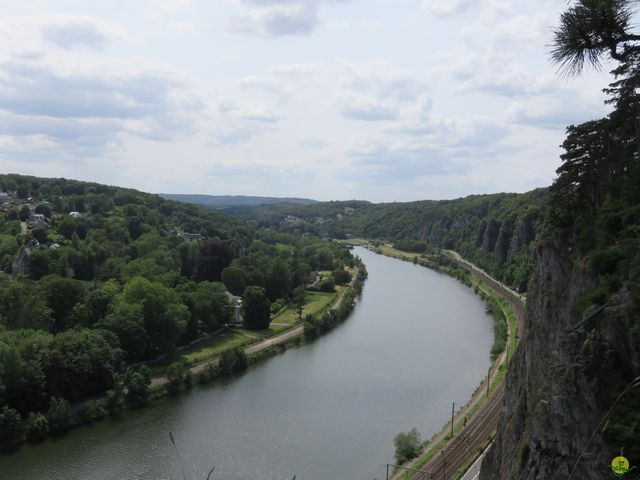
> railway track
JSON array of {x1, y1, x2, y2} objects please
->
[{"x1": 404, "y1": 253, "x2": 526, "y2": 480}]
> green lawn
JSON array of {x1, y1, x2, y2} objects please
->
[
  {"x1": 180, "y1": 331, "x2": 252, "y2": 364},
  {"x1": 272, "y1": 290, "x2": 337, "y2": 324},
  {"x1": 169, "y1": 288, "x2": 339, "y2": 368}
]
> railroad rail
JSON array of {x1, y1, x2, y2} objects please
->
[{"x1": 401, "y1": 251, "x2": 526, "y2": 480}]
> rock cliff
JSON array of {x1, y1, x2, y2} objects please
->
[{"x1": 481, "y1": 237, "x2": 640, "y2": 479}]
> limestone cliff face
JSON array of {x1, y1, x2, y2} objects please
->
[{"x1": 481, "y1": 237, "x2": 639, "y2": 479}]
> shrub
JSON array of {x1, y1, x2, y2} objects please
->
[
  {"x1": 0, "y1": 406, "x2": 23, "y2": 444},
  {"x1": 26, "y1": 412, "x2": 49, "y2": 442},
  {"x1": 79, "y1": 399, "x2": 108, "y2": 423},
  {"x1": 166, "y1": 362, "x2": 187, "y2": 393},
  {"x1": 219, "y1": 347, "x2": 248, "y2": 376},
  {"x1": 394, "y1": 427, "x2": 421, "y2": 464},
  {"x1": 319, "y1": 277, "x2": 335, "y2": 292},
  {"x1": 47, "y1": 397, "x2": 74, "y2": 433}
]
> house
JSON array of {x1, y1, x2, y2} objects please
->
[
  {"x1": 225, "y1": 292, "x2": 243, "y2": 325},
  {"x1": 29, "y1": 213, "x2": 48, "y2": 228},
  {"x1": 69, "y1": 211, "x2": 83, "y2": 218},
  {"x1": 178, "y1": 232, "x2": 203, "y2": 242},
  {"x1": 0, "y1": 192, "x2": 8, "y2": 203},
  {"x1": 11, "y1": 240, "x2": 39, "y2": 276}
]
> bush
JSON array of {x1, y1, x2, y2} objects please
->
[
  {"x1": 78, "y1": 399, "x2": 107, "y2": 424},
  {"x1": 219, "y1": 347, "x2": 248, "y2": 376},
  {"x1": 166, "y1": 362, "x2": 187, "y2": 393},
  {"x1": 394, "y1": 427, "x2": 421, "y2": 464},
  {"x1": 270, "y1": 298, "x2": 286, "y2": 314},
  {"x1": 319, "y1": 277, "x2": 335, "y2": 292},
  {"x1": 26, "y1": 412, "x2": 49, "y2": 442},
  {"x1": 47, "y1": 397, "x2": 74, "y2": 433},
  {"x1": 0, "y1": 406, "x2": 23, "y2": 444}
]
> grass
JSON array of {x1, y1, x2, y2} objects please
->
[
  {"x1": 272, "y1": 290, "x2": 338, "y2": 324},
  {"x1": 180, "y1": 331, "x2": 252, "y2": 364},
  {"x1": 470, "y1": 277, "x2": 519, "y2": 363},
  {"x1": 177, "y1": 289, "x2": 339, "y2": 366},
  {"x1": 376, "y1": 245, "x2": 424, "y2": 260}
]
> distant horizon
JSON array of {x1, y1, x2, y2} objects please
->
[{"x1": 0, "y1": 1, "x2": 613, "y2": 202}]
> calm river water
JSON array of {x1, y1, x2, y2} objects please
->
[{"x1": 0, "y1": 247, "x2": 493, "y2": 480}]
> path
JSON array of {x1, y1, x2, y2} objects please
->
[{"x1": 150, "y1": 268, "x2": 360, "y2": 389}]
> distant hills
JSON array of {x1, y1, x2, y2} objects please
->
[{"x1": 160, "y1": 193, "x2": 319, "y2": 208}]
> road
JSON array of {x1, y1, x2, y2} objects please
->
[{"x1": 151, "y1": 268, "x2": 359, "y2": 388}]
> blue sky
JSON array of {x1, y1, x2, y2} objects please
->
[{"x1": 0, "y1": 0, "x2": 615, "y2": 201}]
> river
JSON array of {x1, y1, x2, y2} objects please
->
[{"x1": 0, "y1": 247, "x2": 494, "y2": 480}]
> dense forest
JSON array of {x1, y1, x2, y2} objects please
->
[
  {"x1": 0, "y1": 174, "x2": 355, "y2": 445},
  {"x1": 212, "y1": 190, "x2": 548, "y2": 293}
]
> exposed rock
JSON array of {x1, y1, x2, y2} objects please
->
[{"x1": 481, "y1": 238, "x2": 638, "y2": 479}]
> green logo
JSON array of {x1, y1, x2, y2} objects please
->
[{"x1": 611, "y1": 456, "x2": 636, "y2": 477}]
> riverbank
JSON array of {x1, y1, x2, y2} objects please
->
[
  {"x1": 0, "y1": 262, "x2": 367, "y2": 452},
  {"x1": 347, "y1": 240, "x2": 524, "y2": 480}
]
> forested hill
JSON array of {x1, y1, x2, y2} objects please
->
[
  {"x1": 0, "y1": 173, "x2": 356, "y2": 444},
  {"x1": 226, "y1": 190, "x2": 549, "y2": 292},
  {"x1": 160, "y1": 193, "x2": 318, "y2": 208}
]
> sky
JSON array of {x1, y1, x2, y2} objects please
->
[{"x1": 0, "y1": 0, "x2": 618, "y2": 202}]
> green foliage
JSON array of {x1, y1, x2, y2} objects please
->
[
  {"x1": 221, "y1": 266, "x2": 247, "y2": 296},
  {"x1": 0, "y1": 405, "x2": 23, "y2": 444},
  {"x1": 242, "y1": 286, "x2": 271, "y2": 330},
  {"x1": 166, "y1": 362, "x2": 188, "y2": 393},
  {"x1": 25, "y1": 412, "x2": 49, "y2": 442},
  {"x1": 218, "y1": 347, "x2": 248, "y2": 376},
  {"x1": 393, "y1": 427, "x2": 421, "y2": 465},
  {"x1": 46, "y1": 397, "x2": 74, "y2": 433},
  {"x1": 78, "y1": 399, "x2": 107, "y2": 424},
  {"x1": 120, "y1": 366, "x2": 152, "y2": 404},
  {"x1": 318, "y1": 277, "x2": 335, "y2": 293}
]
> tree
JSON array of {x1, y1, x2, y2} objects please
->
[
  {"x1": 16, "y1": 184, "x2": 29, "y2": 199},
  {"x1": 221, "y1": 266, "x2": 248, "y2": 296},
  {"x1": 166, "y1": 362, "x2": 188, "y2": 393},
  {"x1": 25, "y1": 412, "x2": 49, "y2": 442},
  {"x1": 195, "y1": 239, "x2": 234, "y2": 282},
  {"x1": 122, "y1": 366, "x2": 151, "y2": 403},
  {"x1": 242, "y1": 286, "x2": 271, "y2": 330},
  {"x1": 35, "y1": 204, "x2": 52, "y2": 219},
  {"x1": 121, "y1": 277, "x2": 188, "y2": 355},
  {"x1": 19, "y1": 205, "x2": 30, "y2": 222},
  {"x1": 266, "y1": 258, "x2": 291, "y2": 301},
  {"x1": 0, "y1": 406, "x2": 23, "y2": 444},
  {"x1": 551, "y1": 0, "x2": 640, "y2": 76},
  {"x1": 292, "y1": 286, "x2": 306, "y2": 320},
  {"x1": 46, "y1": 397, "x2": 74, "y2": 433},
  {"x1": 393, "y1": 428, "x2": 421, "y2": 465},
  {"x1": 41, "y1": 275, "x2": 87, "y2": 331},
  {"x1": 218, "y1": 347, "x2": 248, "y2": 375},
  {"x1": 319, "y1": 277, "x2": 335, "y2": 293}
]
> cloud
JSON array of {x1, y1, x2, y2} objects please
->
[
  {"x1": 167, "y1": 21, "x2": 195, "y2": 33},
  {"x1": 421, "y1": 0, "x2": 476, "y2": 17},
  {"x1": 228, "y1": 0, "x2": 345, "y2": 37},
  {"x1": 338, "y1": 95, "x2": 400, "y2": 121},
  {"x1": 507, "y1": 89, "x2": 608, "y2": 129},
  {"x1": 239, "y1": 62, "x2": 324, "y2": 102},
  {"x1": 0, "y1": 56, "x2": 202, "y2": 155},
  {"x1": 150, "y1": 0, "x2": 191, "y2": 12},
  {"x1": 41, "y1": 15, "x2": 122, "y2": 49},
  {"x1": 336, "y1": 60, "x2": 432, "y2": 122}
]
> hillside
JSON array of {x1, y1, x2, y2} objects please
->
[
  {"x1": 159, "y1": 193, "x2": 318, "y2": 208},
  {"x1": 0, "y1": 174, "x2": 356, "y2": 446},
  {"x1": 226, "y1": 190, "x2": 549, "y2": 293}
]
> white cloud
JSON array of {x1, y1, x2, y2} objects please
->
[
  {"x1": 150, "y1": 0, "x2": 192, "y2": 12},
  {"x1": 228, "y1": 0, "x2": 345, "y2": 36},
  {"x1": 41, "y1": 15, "x2": 123, "y2": 49},
  {"x1": 421, "y1": 0, "x2": 476, "y2": 17},
  {"x1": 167, "y1": 20, "x2": 195, "y2": 33}
]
